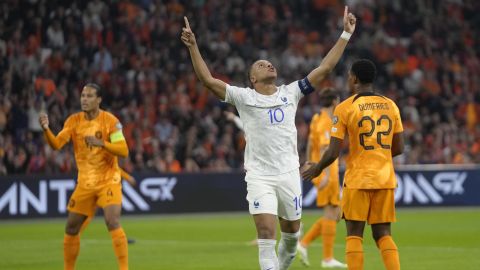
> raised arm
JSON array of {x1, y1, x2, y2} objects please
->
[
  {"x1": 181, "y1": 17, "x2": 227, "y2": 100},
  {"x1": 39, "y1": 113, "x2": 70, "y2": 150},
  {"x1": 307, "y1": 6, "x2": 356, "y2": 87}
]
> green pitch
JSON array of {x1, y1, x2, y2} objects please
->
[{"x1": 1, "y1": 207, "x2": 479, "y2": 269}]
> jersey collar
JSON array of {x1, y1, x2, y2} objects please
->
[{"x1": 352, "y1": 92, "x2": 386, "y2": 102}]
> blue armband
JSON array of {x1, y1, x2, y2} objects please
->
[{"x1": 298, "y1": 77, "x2": 315, "y2": 96}]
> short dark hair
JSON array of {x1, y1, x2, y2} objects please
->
[
  {"x1": 351, "y1": 59, "x2": 377, "y2": 84},
  {"x1": 84, "y1": 83, "x2": 103, "y2": 98},
  {"x1": 319, "y1": 87, "x2": 339, "y2": 107}
]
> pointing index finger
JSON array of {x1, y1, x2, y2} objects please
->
[
  {"x1": 344, "y1": 6, "x2": 348, "y2": 18},
  {"x1": 184, "y1": 16, "x2": 191, "y2": 30}
]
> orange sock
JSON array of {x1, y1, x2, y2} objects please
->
[
  {"x1": 345, "y1": 236, "x2": 363, "y2": 270},
  {"x1": 377, "y1": 236, "x2": 400, "y2": 270},
  {"x1": 322, "y1": 219, "x2": 336, "y2": 260},
  {"x1": 301, "y1": 218, "x2": 324, "y2": 247},
  {"x1": 64, "y1": 234, "x2": 80, "y2": 270},
  {"x1": 110, "y1": 227, "x2": 129, "y2": 270}
]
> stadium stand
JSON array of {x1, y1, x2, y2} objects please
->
[{"x1": 0, "y1": 0, "x2": 479, "y2": 175}]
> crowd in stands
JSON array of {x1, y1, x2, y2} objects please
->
[{"x1": 1, "y1": 0, "x2": 479, "y2": 175}]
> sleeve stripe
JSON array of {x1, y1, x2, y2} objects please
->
[{"x1": 298, "y1": 77, "x2": 315, "y2": 96}]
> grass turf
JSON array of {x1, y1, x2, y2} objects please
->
[{"x1": 0, "y1": 207, "x2": 479, "y2": 269}]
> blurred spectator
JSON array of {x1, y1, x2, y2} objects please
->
[
  {"x1": 46, "y1": 21, "x2": 65, "y2": 48},
  {"x1": 1, "y1": 0, "x2": 479, "y2": 175}
]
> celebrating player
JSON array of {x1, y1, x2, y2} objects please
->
[
  {"x1": 181, "y1": 6, "x2": 356, "y2": 270},
  {"x1": 39, "y1": 83, "x2": 130, "y2": 270},
  {"x1": 302, "y1": 59, "x2": 404, "y2": 270},
  {"x1": 297, "y1": 88, "x2": 346, "y2": 268}
]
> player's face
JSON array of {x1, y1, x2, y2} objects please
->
[
  {"x1": 250, "y1": 60, "x2": 277, "y2": 84},
  {"x1": 80, "y1": 86, "x2": 101, "y2": 112}
]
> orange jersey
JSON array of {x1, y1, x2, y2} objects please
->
[
  {"x1": 331, "y1": 92, "x2": 403, "y2": 189},
  {"x1": 309, "y1": 110, "x2": 339, "y2": 186},
  {"x1": 56, "y1": 110, "x2": 124, "y2": 189}
]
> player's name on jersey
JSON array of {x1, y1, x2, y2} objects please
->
[{"x1": 358, "y1": 102, "x2": 389, "y2": 111}]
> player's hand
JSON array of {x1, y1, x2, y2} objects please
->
[
  {"x1": 39, "y1": 113, "x2": 49, "y2": 130},
  {"x1": 301, "y1": 161, "x2": 323, "y2": 181},
  {"x1": 343, "y1": 6, "x2": 357, "y2": 34},
  {"x1": 300, "y1": 161, "x2": 315, "y2": 174},
  {"x1": 181, "y1": 16, "x2": 196, "y2": 48},
  {"x1": 126, "y1": 176, "x2": 137, "y2": 186},
  {"x1": 224, "y1": 111, "x2": 236, "y2": 121},
  {"x1": 85, "y1": 136, "x2": 105, "y2": 148}
]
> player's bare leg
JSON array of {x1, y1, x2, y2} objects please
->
[
  {"x1": 345, "y1": 220, "x2": 365, "y2": 270},
  {"x1": 64, "y1": 212, "x2": 88, "y2": 270},
  {"x1": 372, "y1": 223, "x2": 400, "y2": 270},
  {"x1": 253, "y1": 214, "x2": 279, "y2": 270},
  {"x1": 278, "y1": 218, "x2": 301, "y2": 270},
  {"x1": 104, "y1": 205, "x2": 128, "y2": 270}
]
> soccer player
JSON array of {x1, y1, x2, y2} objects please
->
[
  {"x1": 181, "y1": 7, "x2": 356, "y2": 270},
  {"x1": 297, "y1": 88, "x2": 346, "y2": 268},
  {"x1": 39, "y1": 83, "x2": 129, "y2": 270},
  {"x1": 302, "y1": 59, "x2": 404, "y2": 270}
]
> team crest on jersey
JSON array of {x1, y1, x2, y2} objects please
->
[
  {"x1": 116, "y1": 122, "x2": 123, "y2": 129},
  {"x1": 332, "y1": 116, "x2": 338, "y2": 124},
  {"x1": 281, "y1": 96, "x2": 288, "y2": 103},
  {"x1": 95, "y1": 131, "x2": 102, "y2": 139}
]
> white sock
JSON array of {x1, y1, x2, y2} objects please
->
[
  {"x1": 257, "y1": 239, "x2": 279, "y2": 270},
  {"x1": 278, "y1": 231, "x2": 300, "y2": 270}
]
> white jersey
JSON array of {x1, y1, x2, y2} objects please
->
[{"x1": 225, "y1": 80, "x2": 307, "y2": 176}]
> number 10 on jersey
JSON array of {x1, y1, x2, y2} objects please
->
[{"x1": 268, "y1": 108, "x2": 284, "y2": 124}]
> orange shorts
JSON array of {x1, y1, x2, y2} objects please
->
[
  {"x1": 315, "y1": 176, "x2": 341, "y2": 207},
  {"x1": 341, "y1": 188, "x2": 396, "y2": 225},
  {"x1": 67, "y1": 183, "x2": 122, "y2": 217}
]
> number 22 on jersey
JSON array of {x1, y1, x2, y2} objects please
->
[{"x1": 358, "y1": 114, "x2": 392, "y2": 150}]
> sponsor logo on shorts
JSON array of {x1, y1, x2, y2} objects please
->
[
  {"x1": 107, "y1": 188, "x2": 113, "y2": 197},
  {"x1": 95, "y1": 131, "x2": 102, "y2": 139},
  {"x1": 68, "y1": 199, "x2": 75, "y2": 208},
  {"x1": 253, "y1": 201, "x2": 260, "y2": 209}
]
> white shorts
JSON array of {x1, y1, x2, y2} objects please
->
[{"x1": 245, "y1": 169, "x2": 302, "y2": 221}]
